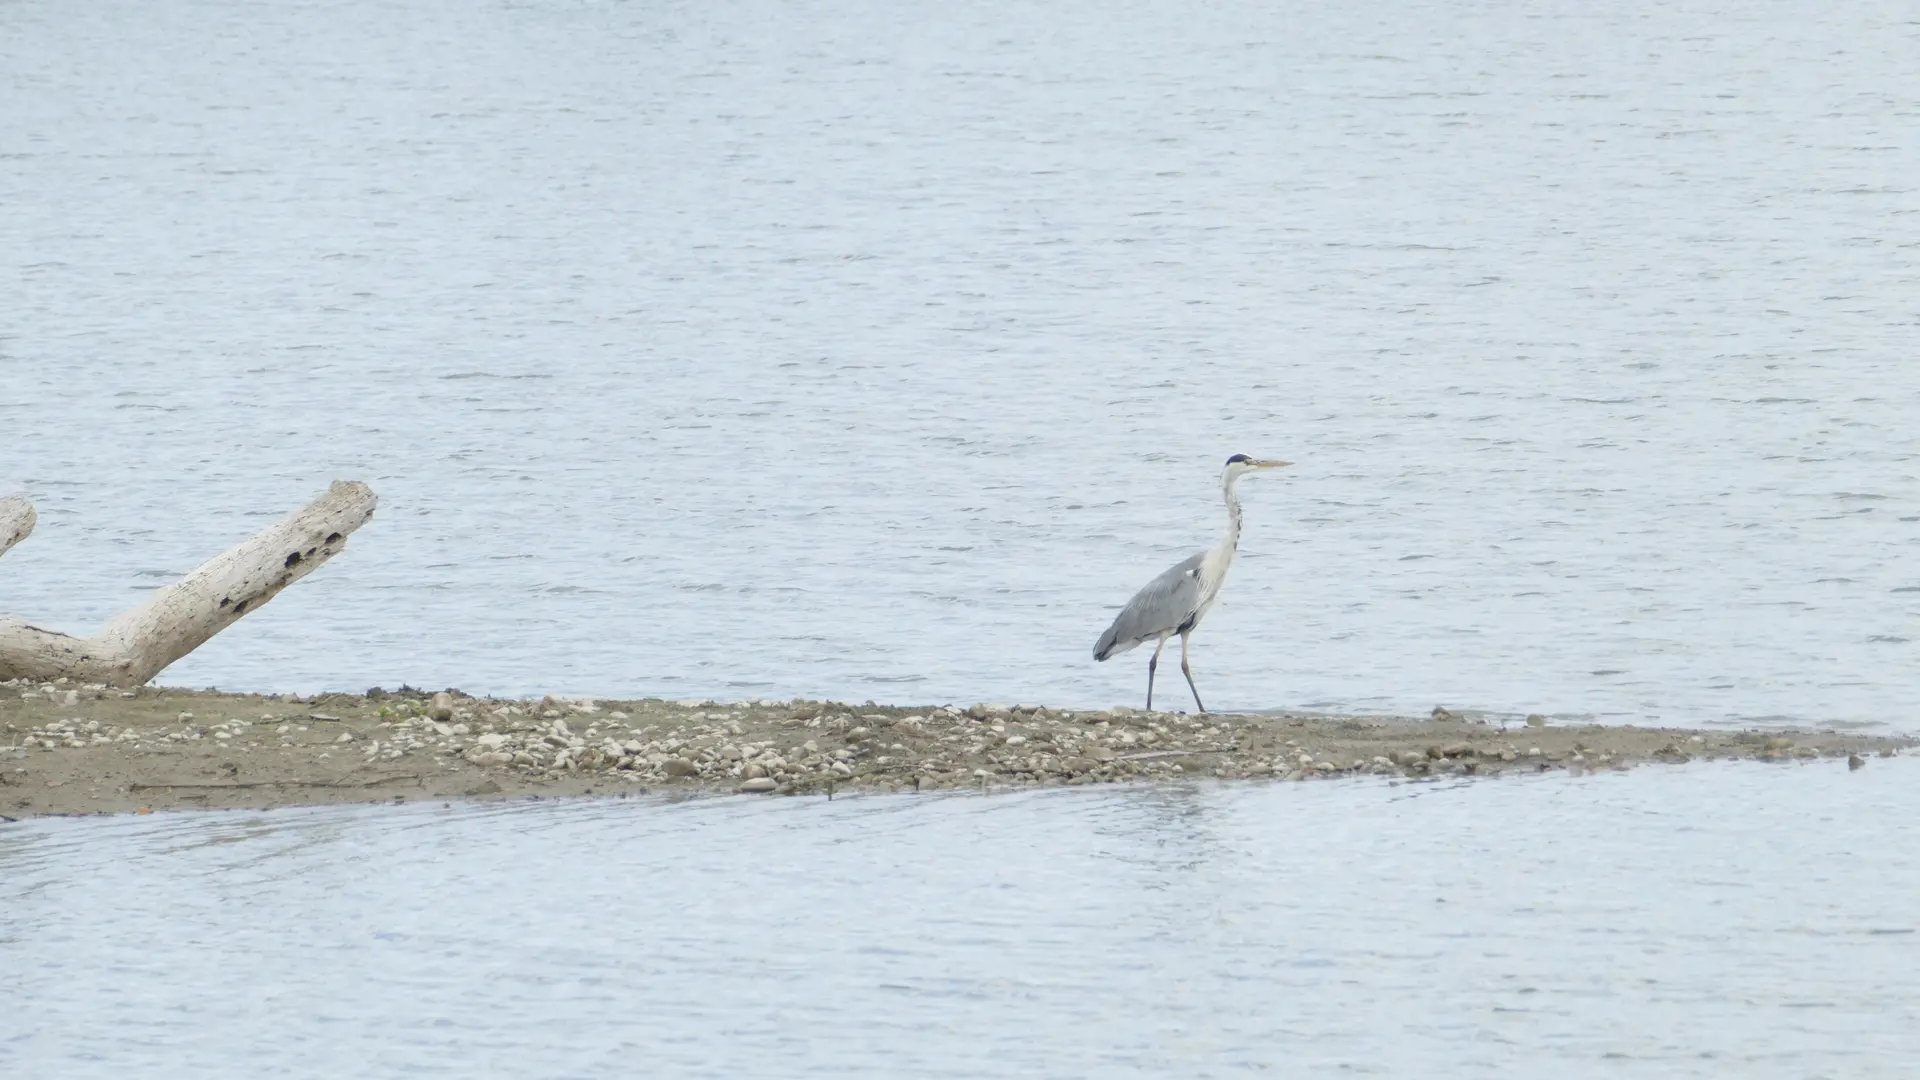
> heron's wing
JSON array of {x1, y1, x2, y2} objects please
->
[{"x1": 1093, "y1": 551, "x2": 1207, "y2": 660}]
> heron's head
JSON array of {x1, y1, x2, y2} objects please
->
[{"x1": 1224, "y1": 453, "x2": 1292, "y2": 481}]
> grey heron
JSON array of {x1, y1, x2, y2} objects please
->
[{"x1": 1093, "y1": 454, "x2": 1292, "y2": 712}]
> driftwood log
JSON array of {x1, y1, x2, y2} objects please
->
[{"x1": 0, "y1": 481, "x2": 376, "y2": 686}]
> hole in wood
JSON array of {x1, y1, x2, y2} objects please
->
[{"x1": 285, "y1": 551, "x2": 302, "y2": 568}]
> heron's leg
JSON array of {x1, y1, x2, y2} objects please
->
[
  {"x1": 1179, "y1": 631, "x2": 1206, "y2": 714},
  {"x1": 1146, "y1": 635, "x2": 1169, "y2": 711}
]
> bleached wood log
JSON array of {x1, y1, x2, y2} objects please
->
[
  {"x1": 0, "y1": 495, "x2": 33, "y2": 561},
  {"x1": 0, "y1": 481, "x2": 376, "y2": 686}
]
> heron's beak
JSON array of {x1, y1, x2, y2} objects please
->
[{"x1": 1252, "y1": 459, "x2": 1293, "y2": 470}]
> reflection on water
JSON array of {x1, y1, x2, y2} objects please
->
[
  {"x1": 5, "y1": 764, "x2": 1920, "y2": 1076},
  {"x1": 2, "y1": 0, "x2": 1918, "y2": 726}
]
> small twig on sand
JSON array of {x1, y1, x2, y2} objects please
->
[
  {"x1": 129, "y1": 774, "x2": 422, "y2": 792},
  {"x1": 1118, "y1": 746, "x2": 1236, "y2": 762}
]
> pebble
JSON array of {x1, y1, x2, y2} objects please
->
[
  {"x1": 1524, "y1": 714, "x2": 1546, "y2": 727},
  {"x1": 1849, "y1": 754, "x2": 1866, "y2": 771},
  {"x1": 335, "y1": 732, "x2": 353, "y2": 743},
  {"x1": 429, "y1": 692, "x2": 455, "y2": 722},
  {"x1": 662, "y1": 758, "x2": 698, "y2": 777},
  {"x1": 738, "y1": 777, "x2": 778, "y2": 793}
]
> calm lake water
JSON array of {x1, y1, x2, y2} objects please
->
[
  {"x1": 6, "y1": 764, "x2": 1920, "y2": 1078},
  {"x1": 3, "y1": 0, "x2": 1918, "y2": 727}
]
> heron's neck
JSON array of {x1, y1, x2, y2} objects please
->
[{"x1": 1218, "y1": 473, "x2": 1243, "y2": 557}]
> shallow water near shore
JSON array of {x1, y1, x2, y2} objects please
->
[
  {"x1": 4, "y1": 0, "x2": 1920, "y2": 727},
  {"x1": 5, "y1": 762, "x2": 1919, "y2": 1077}
]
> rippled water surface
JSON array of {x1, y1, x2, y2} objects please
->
[
  {"x1": 4, "y1": 765, "x2": 1919, "y2": 1077},
  {"x1": 3, "y1": 0, "x2": 1919, "y2": 726}
]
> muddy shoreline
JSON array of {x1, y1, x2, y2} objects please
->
[{"x1": 2, "y1": 679, "x2": 1909, "y2": 820}]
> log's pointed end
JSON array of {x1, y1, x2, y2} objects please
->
[
  {"x1": 328, "y1": 480, "x2": 377, "y2": 507},
  {"x1": 0, "y1": 494, "x2": 36, "y2": 560},
  {"x1": 322, "y1": 480, "x2": 378, "y2": 528}
]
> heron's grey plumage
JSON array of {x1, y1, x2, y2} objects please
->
[
  {"x1": 1092, "y1": 454, "x2": 1290, "y2": 712},
  {"x1": 1092, "y1": 551, "x2": 1207, "y2": 661}
]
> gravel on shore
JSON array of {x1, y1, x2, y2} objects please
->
[{"x1": 2, "y1": 679, "x2": 1910, "y2": 819}]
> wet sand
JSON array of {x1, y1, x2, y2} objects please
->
[{"x1": 2, "y1": 679, "x2": 1909, "y2": 819}]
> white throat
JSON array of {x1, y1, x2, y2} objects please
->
[{"x1": 1216, "y1": 468, "x2": 1245, "y2": 566}]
